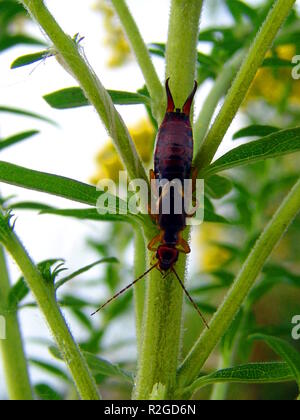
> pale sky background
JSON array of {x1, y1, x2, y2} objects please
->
[{"x1": 0, "y1": 0, "x2": 286, "y2": 397}]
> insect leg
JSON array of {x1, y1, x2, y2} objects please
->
[
  {"x1": 177, "y1": 232, "x2": 191, "y2": 254},
  {"x1": 147, "y1": 231, "x2": 164, "y2": 251}
]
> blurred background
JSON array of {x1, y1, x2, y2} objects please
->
[{"x1": 0, "y1": 0, "x2": 300, "y2": 400}]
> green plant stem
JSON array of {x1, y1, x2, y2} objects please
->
[
  {"x1": 209, "y1": 354, "x2": 231, "y2": 401},
  {"x1": 194, "y1": 0, "x2": 296, "y2": 170},
  {"x1": 0, "y1": 246, "x2": 33, "y2": 400},
  {"x1": 111, "y1": 0, "x2": 165, "y2": 123},
  {"x1": 165, "y1": 0, "x2": 203, "y2": 107},
  {"x1": 133, "y1": 231, "x2": 187, "y2": 399},
  {"x1": 133, "y1": 0, "x2": 202, "y2": 399},
  {"x1": 193, "y1": 50, "x2": 244, "y2": 155},
  {"x1": 20, "y1": 0, "x2": 147, "y2": 184},
  {"x1": 0, "y1": 225, "x2": 100, "y2": 400},
  {"x1": 177, "y1": 177, "x2": 300, "y2": 389},
  {"x1": 133, "y1": 228, "x2": 146, "y2": 354}
]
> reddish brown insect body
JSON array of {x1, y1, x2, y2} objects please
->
[
  {"x1": 148, "y1": 79, "x2": 198, "y2": 271},
  {"x1": 92, "y1": 80, "x2": 208, "y2": 328}
]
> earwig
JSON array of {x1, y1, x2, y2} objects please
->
[{"x1": 92, "y1": 80, "x2": 208, "y2": 328}]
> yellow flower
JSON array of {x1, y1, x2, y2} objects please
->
[
  {"x1": 91, "y1": 118, "x2": 155, "y2": 184},
  {"x1": 195, "y1": 224, "x2": 231, "y2": 272},
  {"x1": 245, "y1": 44, "x2": 300, "y2": 106},
  {"x1": 93, "y1": 0, "x2": 131, "y2": 68}
]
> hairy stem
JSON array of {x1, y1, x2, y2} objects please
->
[
  {"x1": 0, "y1": 221, "x2": 100, "y2": 400},
  {"x1": 133, "y1": 0, "x2": 202, "y2": 399},
  {"x1": 0, "y1": 246, "x2": 33, "y2": 400},
  {"x1": 166, "y1": 0, "x2": 203, "y2": 107},
  {"x1": 111, "y1": 0, "x2": 165, "y2": 122},
  {"x1": 194, "y1": 0, "x2": 296, "y2": 170},
  {"x1": 134, "y1": 228, "x2": 146, "y2": 354},
  {"x1": 20, "y1": 0, "x2": 147, "y2": 183},
  {"x1": 193, "y1": 50, "x2": 244, "y2": 155},
  {"x1": 133, "y1": 231, "x2": 187, "y2": 399},
  {"x1": 177, "y1": 177, "x2": 300, "y2": 389}
]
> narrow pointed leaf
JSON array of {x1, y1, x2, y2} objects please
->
[
  {"x1": 34, "y1": 383, "x2": 63, "y2": 401},
  {"x1": 0, "y1": 162, "x2": 127, "y2": 215},
  {"x1": 11, "y1": 50, "x2": 50, "y2": 69},
  {"x1": 83, "y1": 352, "x2": 133, "y2": 384},
  {"x1": 0, "y1": 130, "x2": 39, "y2": 150},
  {"x1": 204, "y1": 128, "x2": 300, "y2": 176},
  {"x1": 40, "y1": 207, "x2": 145, "y2": 225},
  {"x1": 55, "y1": 257, "x2": 119, "y2": 290},
  {"x1": 233, "y1": 125, "x2": 280, "y2": 140},
  {"x1": 0, "y1": 34, "x2": 46, "y2": 52},
  {"x1": 43, "y1": 87, "x2": 150, "y2": 109},
  {"x1": 251, "y1": 334, "x2": 300, "y2": 388},
  {"x1": 186, "y1": 362, "x2": 294, "y2": 395},
  {"x1": 0, "y1": 105, "x2": 56, "y2": 126},
  {"x1": 29, "y1": 359, "x2": 71, "y2": 383},
  {"x1": 205, "y1": 174, "x2": 233, "y2": 199}
]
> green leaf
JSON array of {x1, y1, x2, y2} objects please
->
[
  {"x1": 8, "y1": 277, "x2": 29, "y2": 310},
  {"x1": 232, "y1": 125, "x2": 280, "y2": 140},
  {"x1": 251, "y1": 334, "x2": 300, "y2": 388},
  {"x1": 29, "y1": 358, "x2": 71, "y2": 383},
  {"x1": 9, "y1": 201, "x2": 55, "y2": 211},
  {"x1": 148, "y1": 42, "x2": 165, "y2": 58},
  {"x1": 195, "y1": 301, "x2": 217, "y2": 314},
  {"x1": 226, "y1": 0, "x2": 258, "y2": 25},
  {"x1": 203, "y1": 196, "x2": 230, "y2": 224},
  {"x1": 0, "y1": 105, "x2": 56, "y2": 126},
  {"x1": 69, "y1": 308, "x2": 94, "y2": 332},
  {"x1": 262, "y1": 57, "x2": 293, "y2": 68},
  {"x1": 0, "y1": 161, "x2": 126, "y2": 212},
  {"x1": 11, "y1": 50, "x2": 50, "y2": 69},
  {"x1": 43, "y1": 87, "x2": 150, "y2": 109},
  {"x1": 186, "y1": 362, "x2": 294, "y2": 394},
  {"x1": 50, "y1": 346, "x2": 133, "y2": 383},
  {"x1": 83, "y1": 352, "x2": 133, "y2": 384},
  {"x1": 0, "y1": 130, "x2": 39, "y2": 150},
  {"x1": 221, "y1": 309, "x2": 244, "y2": 356},
  {"x1": 204, "y1": 127, "x2": 300, "y2": 176},
  {"x1": 0, "y1": 1, "x2": 27, "y2": 27},
  {"x1": 205, "y1": 175, "x2": 233, "y2": 199},
  {"x1": 34, "y1": 383, "x2": 63, "y2": 401},
  {"x1": 55, "y1": 257, "x2": 119, "y2": 290},
  {"x1": 40, "y1": 207, "x2": 143, "y2": 225},
  {"x1": 0, "y1": 34, "x2": 46, "y2": 52}
]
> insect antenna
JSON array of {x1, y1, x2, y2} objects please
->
[
  {"x1": 172, "y1": 267, "x2": 209, "y2": 329},
  {"x1": 91, "y1": 263, "x2": 159, "y2": 316}
]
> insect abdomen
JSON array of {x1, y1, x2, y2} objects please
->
[{"x1": 154, "y1": 113, "x2": 193, "y2": 182}]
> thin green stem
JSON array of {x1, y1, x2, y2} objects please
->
[
  {"x1": 133, "y1": 228, "x2": 146, "y2": 354},
  {"x1": 166, "y1": 0, "x2": 203, "y2": 108},
  {"x1": 177, "y1": 177, "x2": 300, "y2": 389},
  {"x1": 194, "y1": 0, "x2": 296, "y2": 170},
  {"x1": 0, "y1": 220, "x2": 100, "y2": 400},
  {"x1": 133, "y1": 0, "x2": 202, "y2": 399},
  {"x1": 0, "y1": 246, "x2": 33, "y2": 400},
  {"x1": 133, "y1": 232, "x2": 187, "y2": 399},
  {"x1": 20, "y1": 0, "x2": 147, "y2": 183},
  {"x1": 209, "y1": 354, "x2": 231, "y2": 401},
  {"x1": 111, "y1": 0, "x2": 165, "y2": 123},
  {"x1": 193, "y1": 50, "x2": 244, "y2": 156}
]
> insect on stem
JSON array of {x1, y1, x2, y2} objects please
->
[{"x1": 91, "y1": 263, "x2": 159, "y2": 316}]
